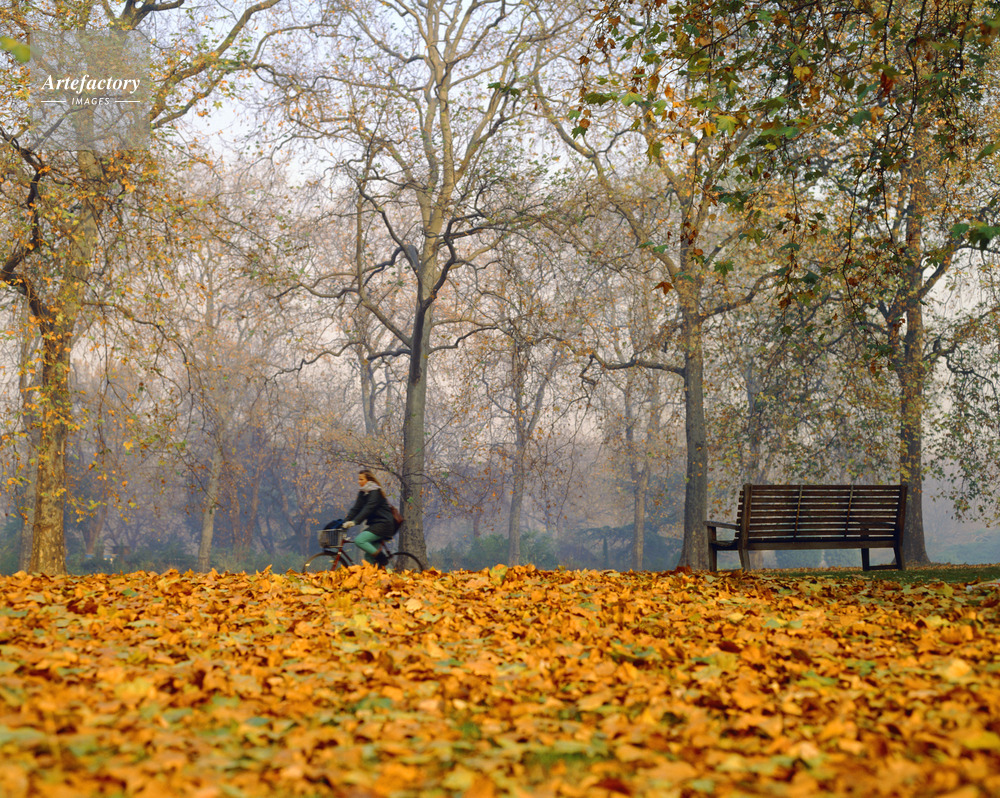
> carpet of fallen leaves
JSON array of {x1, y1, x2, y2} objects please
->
[{"x1": 1, "y1": 565, "x2": 999, "y2": 798}]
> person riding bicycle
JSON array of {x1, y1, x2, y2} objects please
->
[{"x1": 338, "y1": 469, "x2": 397, "y2": 566}]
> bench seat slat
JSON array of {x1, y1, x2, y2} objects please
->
[{"x1": 742, "y1": 540, "x2": 898, "y2": 550}]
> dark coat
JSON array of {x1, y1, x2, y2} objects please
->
[{"x1": 345, "y1": 486, "x2": 396, "y2": 538}]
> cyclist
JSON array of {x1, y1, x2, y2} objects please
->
[{"x1": 338, "y1": 469, "x2": 397, "y2": 566}]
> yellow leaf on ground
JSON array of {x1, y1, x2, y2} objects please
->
[
  {"x1": 939, "y1": 658, "x2": 973, "y2": 682},
  {"x1": 645, "y1": 761, "x2": 699, "y2": 782},
  {"x1": 960, "y1": 730, "x2": 1000, "y2": 751},
  {"x1": 578, "y1": 689, "x2": 615, "y2": 711},
  {"x1": 615, "y1": 743, "x2": 648, "y2": 763}
]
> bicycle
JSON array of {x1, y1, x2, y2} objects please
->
[{"x1": 302, "y1": 525, "x2": 425, "y2": 574}]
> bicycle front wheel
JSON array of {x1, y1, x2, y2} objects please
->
[
  {"x1": 302, "y1": 551, "x2": 348, "y2": 574},
  {"x1": 385, "y1": 551, "x2": 424, "y2": 573}
]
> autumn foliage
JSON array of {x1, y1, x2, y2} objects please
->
[{"x1": 1, "y1": 566, "x2": 999, "y2": 797}]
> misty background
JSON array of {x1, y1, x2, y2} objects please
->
[{"x1": 2, "y1": 0, "x2": 999, "y2": 574}]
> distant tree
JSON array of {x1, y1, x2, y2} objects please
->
[
  {"x1": 585, "y1": 0, "x2": 1000, "y2": 568},
  {"x1": 260, "y1": 0, "x2": 583, "y2": 562},
  {"x1": 0, "y1": 0, "x2": 280, "y2": 574}
]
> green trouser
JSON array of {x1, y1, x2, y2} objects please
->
[{"x1": 353, "y1": 529, "x2": 386, "y2": 564}]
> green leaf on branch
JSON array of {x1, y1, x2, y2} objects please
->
[
  {"x1": 968, "y1": 223, "x2": 1000, "y2": 250},
  {"x1": 1, "y1": 36, "x2": 30, "y2": 62},
  {"x1": 976, "y1": 142, "x2": 999, "y2": 160},
  {"x1": 716, "y1": 115, "x2": 738, "y2": 134},
  {"x1": 487, "y1": 81, "x2": 521, "y2": 98},
  {"x1": 582, "y1": 91, "x2": 617, "y2": 106},
  {"x1": 848, "y1": 109, "x2": 872, "y2": 126}
]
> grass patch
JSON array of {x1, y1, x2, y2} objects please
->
[{"x1": 755, "y1": 562, "x2": 1000, "y2": 584}]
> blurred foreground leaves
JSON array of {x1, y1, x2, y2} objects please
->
[{"x1": 1, "y1": 566, "x2": 999, "y2": 797}]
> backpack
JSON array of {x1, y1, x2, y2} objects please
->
[{"x1": 390, "y1": 504, "x2": 404, "y2": 530}]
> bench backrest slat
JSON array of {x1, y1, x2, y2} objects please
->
[{"x1": 735, "y1": 484, "x2": 905, "y2": 541}]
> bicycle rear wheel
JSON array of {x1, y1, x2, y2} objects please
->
[
  {"x1": 302, "y1": 550, "x2": 348, "y2": 573},
  {"x1": 385, "y1": 551, "x2": 424, "y2": 573}
]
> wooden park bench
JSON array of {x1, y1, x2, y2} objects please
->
[{"x1": 706, "y1": 484, "x2": 906, "y2": 572}]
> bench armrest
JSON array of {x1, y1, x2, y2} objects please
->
[{"x1": 707, "y1": 521, "x2": 738, "y2": 545}]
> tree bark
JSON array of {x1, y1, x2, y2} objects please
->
[
  {"x1": 899, "y1": 364, "x2": 928, "y2": 565},
  {"x1": 84, "y1": 498, "x2": 109, "y2": 558},
  {"x1": 17, "y1": 426, "x2": 37, "y2": 573},
  {"x1": 896, "y1": 129, "x2": 932, "y2": 568},
  {"x1": 505, "y1": 343, "x2": 554, "y2": 566},
  {"x1": 400, "y1": 296, "x2": 432, "y2": 563},
  {"x1": 197, "y1": 441, "x2": 224, "y2": 572},
  {"x1": 744, "y1": 362, "x2": 766, "y2": 569},
  {"x1": 24, "y1": 148, "x2": 103, "y2": 575},
  {"x1": 29, "y1": 328, "x2": 73, "y2": 575},
  {"x1": 18, "y1": 498, "x2": 33, "y2": 572},
  {"x1": 678, "y1": 307, "x2": 710, "y2": 569},
  {"x1": 631, "y1": 371, "x2": 661, "y2": 571},
  {"x1": 359, "y1": 351, "x2": 378, "y2": 437},
  {"x1": 632, "y1": 463, "x2": 649, "y2": 570},
  {"x1": 17, "y1": 320, "x2": 40, "y2": 572},
  {"x1": 899, "y1": 288, "x2": 931, "y2": 566},
  {"x1": 508, "y1": 460, "x2": 525, "y2": 566}
]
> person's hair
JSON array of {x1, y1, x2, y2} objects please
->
[{"x1": 359, "y1": 469, "x2": 385, "y2": 495}]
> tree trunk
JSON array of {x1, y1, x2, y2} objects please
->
[
  {"x1": 29, "y1": 327, "x2": 74, "y2": 575},
  {"x1": 359, "y1": 349, "x2": 378, "y2": 436},
  {"x1": 745, "y1": 361, "x2": 767, "y2": 484},
  {"x1": 744, "y1": 363, "x2": 766, "y2": 569},
  {"x1": 18, "y1": 479, "x2": 35, "y2": 572},
  {"x1": 632, "y1": 371, "x2": 661, "y2": 571},
  {"x1": 508, "y1": 455, "x2": 525, "y2": 566},
  {"x1": 632, "y1": 463, "x2": 649, "y2": 570},
  {"x1": 897, "y1": 129, "x2": 932, "y2": 568},
  {"x1": 507, "y1": 340, "x2": 545, "y2": 568},
  {"x1": 28, "y1": 150, "x2": 102, "y2": 575},
  {"x1": 197, "y1": 441, "x2": 224, "y2": 571},
  {"x1": 278, "y1": 483, "x2": 306, "y2": 555},
  {"x1": 229, "y1": 459, "x2": 261, "y2": 559},
  {"x1": 678, "y1": 309, "x2": 710, "y2": 569},
  {"x1": 17, "y1": 322, "x2": 40, "y2": 572},
  {"x1": 400, "y1": 297, "x2": 432, "y2": 563},
  {"x1": 84, "y1": 499, "x2": 109, "y2": 558},
  {"x1": 259, "y1": 515, "x2": 276, "y2": 556},
  {"x1": 899, "y1": 298, "x2": 930, "y2": 566},
  {"x1": 244, "y1": 471, "x2": 261, "y2": 557}
]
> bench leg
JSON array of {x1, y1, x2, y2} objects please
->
[
  {"x1": 738, "y1": 547, "x2": 748, "y2": 571},
  {"x1": 861, "y1": 548, "x2": 871, "y2": 572},
  {"x1": 894, "y1": 544, "x2": 904, "y2": 570},
  {"x1": 706, "y1": 524, "x2": 719, "y2": 572}
]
